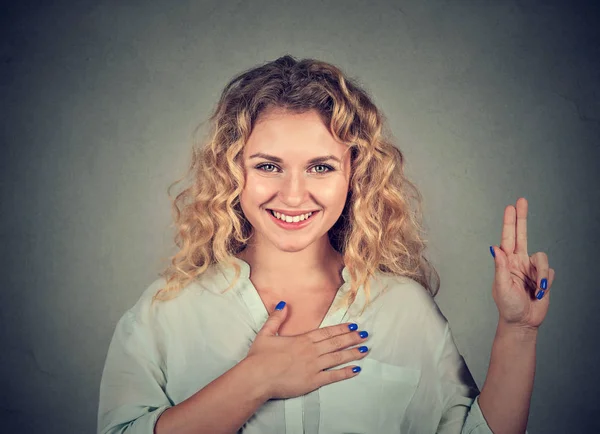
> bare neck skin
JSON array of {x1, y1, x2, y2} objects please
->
[{"x1": 237, "y1": 237, "x2": 345, "y2": 298}]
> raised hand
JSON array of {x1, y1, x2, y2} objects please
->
[
  {"x1": 490, "y1": 197, "x2": 556, "y2": 329},
  {"x1": 245, "y1": 302, "x2": 370, "y2": 400}
]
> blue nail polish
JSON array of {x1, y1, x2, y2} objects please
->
[
  {"x1": 490, "y1": 246, "x2": 495, "y2": 258},
  {"x1": 352, "y1": 366, "x2": 361, "y2": 373},
  {"x1": 536, "y1": 290, "x2": 545, "y2": 300},
  {"x1": 358, "y1": 346, "x2": 369, "y2": 353},
  {"x1": 275, "y1": 301, "x2": 286, "y2": 310},
  {"x1": 348, "y1": 323, "x2": 358, "y2": 331},
  {"x1": 541, "y1": 278, "x2": 548, "y2": 290},
  {"x1": 359, "y1": 331, "x2": 368, "y2": 338}
]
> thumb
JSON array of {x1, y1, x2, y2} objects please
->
[{"x1": 258, "y1": 301, "x2": 288, "y2": 337}]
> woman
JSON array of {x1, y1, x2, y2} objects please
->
[{"x1": 98, "y1": 55, "x2": 555, "y2": 434}]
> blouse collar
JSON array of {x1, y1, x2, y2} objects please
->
[{"x1": 217, "y1": 256, "x2": 357, "y2": 331}]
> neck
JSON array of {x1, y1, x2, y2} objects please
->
[{"x1": 236, "y1": 237, "x2": 344, "y2": 293}]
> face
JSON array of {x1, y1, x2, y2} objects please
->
[{"x1": 239, "y1": 108, "x2": 352, "y2": 253}]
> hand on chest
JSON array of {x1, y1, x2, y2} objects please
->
[{"x1": 258, "y1": 288, "x2": 339, "y2": 336}]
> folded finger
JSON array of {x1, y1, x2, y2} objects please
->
[
  {"x1": 530, "y1": 252, "x2": 549, "y2": 299},
  {"x1": 530, "y1": 252, "x2": 549, "y2": 287},
  {"x1": 537, "y1": 267, "x2": 555, "y2": 301}
]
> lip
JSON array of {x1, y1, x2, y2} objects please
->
[
  {"x1": 268, "y1": 208, "x2": 320, "y2": 217},
  {"x1": 266, "y1": 209, "x2": 319, "y2": 230}
]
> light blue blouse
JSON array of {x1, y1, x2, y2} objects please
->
[{"x1": 98, "y1": 257, "x2": 497, "y2": 434}]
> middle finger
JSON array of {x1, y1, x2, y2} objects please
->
[
  {"x1": 314, "y1": 330, "x2": 369, "y2": 356},
  {"x1": 515, "y1": 197, "x2": 528, "y2": 255}
]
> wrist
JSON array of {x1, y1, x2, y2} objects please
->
[
  {"x1": 497, "y1": 319, "x2": 539, "y2": 342},
  {"x1": 240, "y1": 355, "x2": 272, "y2": 402}
]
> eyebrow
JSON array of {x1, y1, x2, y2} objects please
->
[{"x1": 248, "y1": 153, "x2": 341, "y2": 164}]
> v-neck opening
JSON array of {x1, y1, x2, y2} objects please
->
[{"x1": 227, "y1": 256, "x2": 354, "y2": 331}]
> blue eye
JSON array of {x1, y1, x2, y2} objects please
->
[
  {"x1": 254, "y1": 163, "x2": 335, "y2": 174},
  {"x1": 311, "y1": 164, "x2": 334, "y2": 174},
  {"x1": 255, "y1": 163, "x2": 279, "y2": 172}
]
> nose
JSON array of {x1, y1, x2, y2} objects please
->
[{"x1": 278, "y1": 172, "x2": 309, "y2": 206}]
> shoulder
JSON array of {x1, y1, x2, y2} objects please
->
[
  {"x1": 366, "y1": 272, "x2": 448, "y2": 326},
  {"x1": 372, "y1": 272, "x2": 437, "y2": 311},
  {"x1": 126, "y1": 275, "x2": 200, "y2": 323},
  {"x1": 368, "y1": 272, "x2": 451, "y2": 344},
  {"x1": 126, "y1": 263, "x2": 240, "y2": 324},
  {"x1": 125, "y1": 277, "x2": 169, "y2": 326}
]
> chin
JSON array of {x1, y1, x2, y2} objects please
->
[{"x1": 272, "y1": 240, "x2": 314, "y2": 253}]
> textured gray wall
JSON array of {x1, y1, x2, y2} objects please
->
[{"x1": 1, "y1": 0, "x2": 598, "y2": 432}]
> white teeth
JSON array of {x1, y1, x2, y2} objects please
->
[{"x1": 271, "y1": 210, "x2": 314, "y2": 222}]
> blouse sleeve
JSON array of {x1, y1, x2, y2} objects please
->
[
  {"x1": 97, "y1": 306, "x2": 172, "y2": 434},
  {"x1": 435, "y1": 317, "x2": 529, "y2": 434},
  {"x1": 435, "y1": 320, "x2": 493, "y2": 434}
]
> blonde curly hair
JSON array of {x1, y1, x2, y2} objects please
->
[{"x1": 153, "y1": 55, "x2": 440, "y2": 308}]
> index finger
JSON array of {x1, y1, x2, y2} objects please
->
[
  {"x1": 500, "y1": 204, "x2": 517, "y2": 254},
  {"x1": 515, "y1": 197, "x2": 528, "y2": 255},
  {"x1": 307, "y1": 323, "x2": 359, "y2": 343}
]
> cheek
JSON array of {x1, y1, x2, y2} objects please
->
[
  {"x1": 244, "y1": 175, "x2": 275, "y2": 197},
  {"x1": 318, "y1": 180, "x2": 350, "y2": 204},
  {"x1": 240, "y1": 176, "x2": 275, "y2": 213}
]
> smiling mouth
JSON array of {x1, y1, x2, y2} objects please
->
[{"x1": 266, "y1": 209, "x2": 319, "y2": 224}]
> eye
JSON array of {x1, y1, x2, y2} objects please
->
[
  {"x1": 254, "y1": 163, "x2": 335, "y2": 174},
  {"x1": 311, "y1": 164, "x2": 334, "y2": 174},
  {"x1": 255, "y1": 163, "x2": 280, "y2": 173}
]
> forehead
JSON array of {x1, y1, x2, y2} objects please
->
[{"x1": 243, "y1": 109, "x2": 347, "y2": 158}]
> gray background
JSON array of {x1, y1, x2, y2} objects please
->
[{"x1": 1, "y1": 0, "x2": 598, "y2": 432}]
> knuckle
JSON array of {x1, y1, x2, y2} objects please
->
[
  {"x1": 346, "y1": 347, "x2": 363, "y2": 362},
  {"x1": 321, "y1": 327, "x2": 333, "y2": 339},
  {"x1": 320, "y1": 373, "x2": 335, "y2": 387},
  {"x1": 330, "y1": 336, "x2": 343, "y2": 350},
  {"x1": 330, "y1": 350, "x2": 343, "y2": 365},
  {"x1": 534, "y1": 251, "x2": 548, "y2": 262},
  {"x1": 346, "y1": 350, "x2": 360, "y2": 363},
  {"x1": 333, "y1": 368, "x2": 347, "y2": 382},
  {"x1": 309, "y1": 345, "x2": 320, "y2": 359},
  {"x1": 351, "y1": 338, "x2": 363, "y2": 351},
  {"x1": 301, "y1": 335, "x2": 313, "y2": 346}
]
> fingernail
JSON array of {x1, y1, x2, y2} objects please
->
[
  {"x1": 275, "y1": 301, "x2": 286, "y2": 310},
  {"x1": 352, "y1": 366, "x2": 361, "y2": 373},
  {"x1": 541, "y1": 278, "x2": 548, "y2": 290},
  {"x1": 358, "y1": 331, "x2": 368, "y2": 338},
  {"x1": 489, "y1": 246, "x2": 495, "y2": 258},
  {"x1": 536, "y1": 290, "x2": 545, "y2": 300},
  {"x1": 348, "y1": 323, "x2": 358, "y2": 331},
  {"x1": 358, "y1": 346, "x2": 369, "y2": 353}
]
